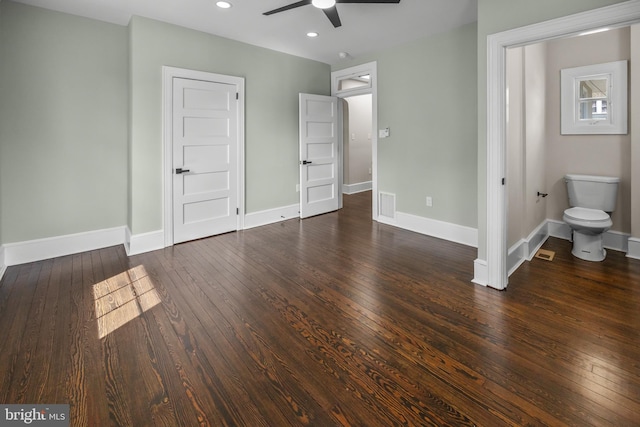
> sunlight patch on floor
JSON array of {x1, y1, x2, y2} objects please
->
[{"x1": 93, "y1": 265, "x2": 161, "y2": 339}]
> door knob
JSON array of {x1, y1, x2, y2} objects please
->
[
  {"x1": 301, "y1": 160, "x2": 313, "y2": 165},
  {"x1": 175, "y1": 168, "x2": 190, "y2": 174}
]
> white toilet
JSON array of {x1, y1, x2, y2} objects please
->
[{"x1": 563, "y1": 174, "x2": 619, "y2": 262}]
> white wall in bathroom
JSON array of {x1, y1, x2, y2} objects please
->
[
  {"x1": 344, "y1": 94, "x2": 373, "y2": 186},
  {"x1": 545, "y1": 27, "x2": 632, "y2": 234},
  {"x1": 506, "y1": 43, "x2": 547, "y2": 249},
  {"x1": 524, "y1": 43, "x2": 548, "y2": 236},
  {"x1": 506, "y1": 47, "x2": 526, "y2": 249}
]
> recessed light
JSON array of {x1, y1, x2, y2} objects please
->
[
  {"x1": 216, "y1": 1, "x2": 232, "y2": 9},
  {"x1": 307, "y1": 32, "x2": 319, "y2": 38}
]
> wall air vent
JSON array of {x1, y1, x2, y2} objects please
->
[{"x1": 378, "y1": 192, "x2": 396, "y2": 220}]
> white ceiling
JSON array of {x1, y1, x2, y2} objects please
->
[{"x1": 12, "y1": 0, "x2": 477, "y2": 65}]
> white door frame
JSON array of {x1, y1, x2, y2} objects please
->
[
  {"x1": 482, "y1": 1, "x2": 640, "y2": 289},
  {"x1": 162, "y1": 66, "x2": 245, "y2": 247},
  {"x1": 331, "y1": 61, "x2": 378, "y2": 220}
]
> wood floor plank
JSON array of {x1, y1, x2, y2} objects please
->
[{"x1": 1, "y1": 191, "x2": 639, "y2": 426}]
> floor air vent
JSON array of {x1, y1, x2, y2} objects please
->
[{"x1": 379, "y1": 192, "x2": 396, "y2": 220}]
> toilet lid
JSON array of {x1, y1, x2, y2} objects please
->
[{"x1": 564, "y1": 207, "x2": 610, "y2": 222}]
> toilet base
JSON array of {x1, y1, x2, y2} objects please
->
[{"x1": 571, "y1": 230, "x2": 606, "y2": 262}]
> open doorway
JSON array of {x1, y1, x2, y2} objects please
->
[
  {"x1": 341, "y1": 94, "x2": 373, "y2": 197},
  {"x1": 505, "y1": 27, "x2": 633, "y2": 277},
  {"x1": 480, "y1": 1, "x2": 640, "y2": 290},
  {"x1": 332, "y1": 61, "x2": 379, "y2": 219}
]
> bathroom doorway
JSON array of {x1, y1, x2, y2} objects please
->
[
  {"x1": 341, "y1": 94, "x2": 373, "y2": 200},
  {"x1": 482, "y1": 2, "x2": 640, "y2": 289},
  {"x1": 505, "y1": 28, "x2": 634, "y2": 277},
  {"x1": 331, "y1": 61, "x2": 379, "y2": 220}
]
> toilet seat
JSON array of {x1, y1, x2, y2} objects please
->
[
  {"x1": 564, "y1": 207, "x2": 609, "y2": 221},
  {"x1": 563, "y1": 207, "x2": 612, "y2": 228}
]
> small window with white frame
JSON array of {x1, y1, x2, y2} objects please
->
[{"x1": 560, "y1": 60, "x2": 628, "y2": 135}]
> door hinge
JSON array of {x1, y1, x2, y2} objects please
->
[
  {"x1": 236, "y1": 92, "x2": 239, "y2": 100},
  {"x1": 502, "y1": 177, "x2": 506, "y2": 185},
  {"x1": 236, "y1": 207, "x2": 239, "y2": 215}
]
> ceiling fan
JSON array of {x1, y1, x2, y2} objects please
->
[{"x1": 263, "y1": 0, "x2": 401, "y2": 28}]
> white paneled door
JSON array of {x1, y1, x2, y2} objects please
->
[
  {"x1": 299, "y1": 93, "x2": 339, "y2": 218},
  {"x1": 172, "y1": 77, "x2": 239, "y2": 244}
]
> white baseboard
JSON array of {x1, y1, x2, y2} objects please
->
[
  {"x1": 378, "y1": 211, "x2": 478, "y2": 248},
  {"x1": 507, "y1": 220, "x2": 550, "y2": 276},
  {"x1": 603, "y1": 230, "x2": 630, "y2": 253},
  {"x1": 343, "y1": 181, "x2": 372, "y2": 195},
  {"x1": 0, "y1": 245, "x2": 6, "y2": 283},
  {"x1": 472, "y1": 259, "x2": 488, "y2": 286},
  {"x1": 244, "y1": 204, "x2": 299, "y2": 230},
  {"x1": 2, "y1": 226, "x2": 127, "y2": 267},
  {"x1": 547, "y1": 219, "x2": 629, "y2": 253},
  {"x1": 627, "y1": 237, "x2": 640, "y2": 260},
  {"x1": 507, "y1": 239, "x2": 527, "y2": 277},
  {"x1": 125, "y1": 228, "x2": 165, "y2": 256},
  {"x1": 547, "y1": 219, "x2": 572, "y2": 241}
]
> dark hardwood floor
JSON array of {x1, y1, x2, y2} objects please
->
[{"x1": 1, "y1": 191, "x2": 639, "y2": 426}]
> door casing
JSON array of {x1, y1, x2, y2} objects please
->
[
  {"x1": 480, "y1": 1, "x2": 640, "y2": 289},
  {"x1": 331, "y1": 61, "x2": 378, "y2": 220},
  {"x1": 162, "y1": 66, "x2": 245, "y2": 247}
]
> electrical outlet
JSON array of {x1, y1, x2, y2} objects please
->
[{"x1": 426, "y1": 196, "x2": 433, "y2": 207}]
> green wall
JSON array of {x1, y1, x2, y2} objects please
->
[
  {"x1": 129, "y1": 16, "x2": 330, "y2": 235},
  {"x1": 0, "y1": 1, "x2": 128, "y2": 244},
  {"x1": 476, "y1": 0, "x2": 630, "y2": 259},
  {"x1": 6, "y1": 0, "x2": 630, "y2": 254},
  {"x1": 334, "y1": 23, "x2": 478, "y2": 228},
  {"x1": 0, "y1": 2, "x2": 330, "y2": 244}
]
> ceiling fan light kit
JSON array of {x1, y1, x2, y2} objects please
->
[
  {"x1": 264, "y1": 0, "x2": 401, "y2": 28},
  {"x1": 312, "y1": 0, "x2": 336, "y2": 8}
]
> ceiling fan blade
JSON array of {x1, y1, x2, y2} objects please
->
[
  {"x1": 336, "y1": 0, "x2": 400, "y2": 3},
  {"x1": 323, "y1": 6, "x2": 342, "y2": 28},
  {"x1": 263, "y1": 0, "x2": 312, "y2": 16}
]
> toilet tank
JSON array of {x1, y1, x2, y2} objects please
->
[{"x1": 565, "y1": 174, "x2": 619, "y2": 212}]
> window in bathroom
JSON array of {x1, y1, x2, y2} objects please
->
[{"x1": 560, "y1": 60, "x2": 628, "y2": 135}]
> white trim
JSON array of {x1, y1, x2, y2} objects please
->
[
  {"x1": 377, "y1": 211, "x2": 478, "y2": 248},
  {"x1": 243, "y1": 204, "x2": 300, "y2": 230},
  {"x1": 603, "y1": 229, "x2": 630, "y2": 253},
  {"x1": 627, "y1": 237, "x2": 640, "y2": 260},
  {"x1": 547, "y1": 219, "x2": 630, "y2": 253},
  {"x1": 506, "y1": 219, "x2": 634, "y2": 276},
  {"x1": 2, "y1": 227, "x2": 126, "y2": 266},
  {"x1": 524, "y1": 221, "x2": 550, "y2": 261},
  {"x1": 507, "y1": 220, "x2": 550, "y2": 276},
  {"x1": 125, "y1": 228, "x2": 164, "y2": 256},
  {"x1": 343, "y1": 181, "x2": 372, "y2": 195},
  {"x1": 507, "y1": 239, "x2": 527, "y2": 277},
  {"x1": 560, "y1": 60, "x2": 628, "y2": 135},
  {"x1": 547, "y1": 219, "x2": 572, "y2": 241},
  {"x1": 162, "y1": 66, "x2": 245, "y2": 248},
  {"x1": 507, "y1": 223, "x2": 547, "y2": 273},
  {"x1": 482, "y1": 0, "x2": 640, "y2": 290},
  {"x1": 0, "y1": 245, "x2": 6, "y2": 283},
  {"x1": 332, "y1": 61, "x2": 378, "y2": 220},
  {"x1": 472, "y1": 259, "x2": 488, "y2": 286}
]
